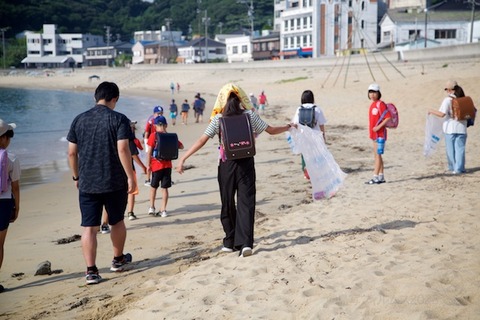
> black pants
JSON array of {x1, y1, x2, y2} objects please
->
[{"x1": 217, "y1": 157, "x2": 256, "y2": 250}]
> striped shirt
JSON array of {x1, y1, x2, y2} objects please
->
[{"x1": 204, "y1": 110, "x2": 269, "y2": 138}]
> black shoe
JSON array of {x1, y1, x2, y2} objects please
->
[{"x1": 365, "y1": 179, "x2": 381, "y2": 185}]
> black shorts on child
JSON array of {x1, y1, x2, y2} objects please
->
[{"x1": 151, "y1": 168, "x2": 172, "y2": 189}]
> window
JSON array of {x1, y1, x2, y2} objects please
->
[
  {"x1": 409, "y1": 29, "x2": 420, "y2": 39},
  {"x1": 233, "y1": 46, "x2": 238, "y2": 54},
  {"x1": 290, "y1": 19, "x2": 294, "y2": 31},
  {"x1": 297, "y1": 18, "x2": 301, "y2": 30},
  {"x1": 435, "y1": 29, "x2": 456, "y2": 39},
  {"x1": 303, "y1": 17, "x2": 308, "y2": 29},
  {"x1": 284, "y1": 20, "x2": 288, "y2": 32},
  {"x1": 361, "y1": 20, "x2": 364, "y2": 29},
  {"x1": 242, "y1": 45, "x2": 248, "y2": 53}
]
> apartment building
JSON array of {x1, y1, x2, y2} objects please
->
[
  {"x1": 274, "y1": 0, "x2": 378, "y2": 58},
  {"x1": 22, "y1": 24, "x2": 104, "y2": 68}
]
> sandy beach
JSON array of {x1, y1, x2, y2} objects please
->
[{"x1": 0, "y1": 55, "x2": 479, "y2": 319}]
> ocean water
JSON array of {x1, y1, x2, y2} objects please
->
[{"x1": 0, "y1": 87, "x2": 161, "y2": 186}]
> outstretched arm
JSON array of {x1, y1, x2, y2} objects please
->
[
  {"x1": 265, "y1": 124, "x2": 294, "y2": 135},
  {"x1": 176, "y1": 134, "x2": 210, "y2": 174}
]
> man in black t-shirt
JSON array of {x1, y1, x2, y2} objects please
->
[{"x1": 67, "y1": 81, "x2": 136, "y2": 285}]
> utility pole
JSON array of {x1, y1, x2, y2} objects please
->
[
  {"x1": 237, "y1": 0, "x2": 254, "y2": 36},
  {"x1": 104, "y1": 26, "x2": 111, "y2": 67},
  {"x1": 202, "y1": 10, "x2": 210, "y2": 63},
  {"x1": 0, "y1": 27, "x2": 9, "y2": 70},
  {"x1": 469, "y1": 0, "x2": 478, "y2": 43}
]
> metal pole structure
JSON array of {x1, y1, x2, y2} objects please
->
[
  {"x1": 424, "y1": 8, "x2": 428, "y2": 48},
  {"x1": 104, "y1": 26, "x2": 111, "y2": 66},
  {"x1": 203, "y1": 10, "x2": 210, "y2": 63},
  {"x1": 470, "y1": 0, "x2": 477, "y2": 43},
  {"x1": 0, "y1": 27, "x2": 8, "y2": 70}
]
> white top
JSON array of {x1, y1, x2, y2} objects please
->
[
  {"x1": 0, "y1": 151, "x2": 20, "y2": 199},
  {"x1": 439, "y1": 96, "x2": 467, "y2": 134},
  {"x1": 292, "y1": 103, "x2": 327, "y2": 132}
]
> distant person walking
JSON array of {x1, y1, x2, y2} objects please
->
[
  {"x1": 193, "y1": 93, "x2": 206, "y2": 123},
  {"x1": 428, "y1": 80, "x2": 468, "y2": 174},
  {"x1": 169, "y1": 99, "x2": 178, "y2": 126},
  {"x1": 181, "y1": 99, "x2": 190, "y2": 125},
  {"x1": 176, "y1": 83, "x2": 294, "y2": 258},
  {"x1": 0, "y1": 119, "x2": 20, "y2": 293},
  {"x1": 258, "y1": 91, "x2": 268, "y2": 114},
  {"x1": 67, "y1": 81, "x2": 136, "y2": 285},
  {"x1": 170, "y1": 82, "x2": 175, "y2": 95}
]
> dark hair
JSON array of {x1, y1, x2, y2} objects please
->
[
  {"x1": 1, "y1": 130, "x2": 14, "y2": 138},
  {"x1": 94, "y1": 81, "x2": 120, "y2": 102},
  {"x1": 301, "y1": 90, "x2": 315, "y2": 104},
  {"x1": 222, "y1": 92, "x2": 243, "y2": 117},
  {"x1": 453, "y1": 85, "x2": 465, "y2": 98},
  {"x1": 368, "y1": 90, "x2": 382, "y2": 100}
]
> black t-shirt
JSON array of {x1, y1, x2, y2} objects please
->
[{"x1": 67, "y1": 104, "x2": 132, "y2": 193}]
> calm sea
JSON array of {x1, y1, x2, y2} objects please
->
[{"x1": 0, "y1": 87, "x2": 161, "y2": 187}]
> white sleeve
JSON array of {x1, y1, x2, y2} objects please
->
[{"x1": 292, "y1": 107, "x2": 300, "y2": 124}]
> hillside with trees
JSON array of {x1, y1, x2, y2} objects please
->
[{"x1": 0, "y1": 0, "x2": 273, "y2": 40}]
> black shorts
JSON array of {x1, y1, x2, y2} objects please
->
[
  {"x1": 0, "y1": 198, "x2": 14, "y2": 231},
  {"x1": 79, "y1": 189, "x2": 128, "y2": 227},
  {"x1": 151, "y1": 168, "x2": 172, "y2": 189}
]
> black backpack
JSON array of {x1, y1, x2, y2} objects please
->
[
  {"x1": 153, "y1": 133, "x2": 179, "y2": 160},
  {"x1": 298, "y1": 105, "x2": 316, "y2": 128},
  {"x1": 219, "y1": 113, "x2": 256, "y2": 160}
]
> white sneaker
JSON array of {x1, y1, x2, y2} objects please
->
[
  {"x1": 240, "y1": 247, "x2": 252, "y2": 257},
  {"x1": 144, "y1": 180, "x2": 151, "y2": 187},
  {"x1": 148, "y1": 207, "x2": 156, "y2": 215},
  {"x1": 221, "y1": 247, "x2": 233, "y2": 253},
  {"x1": 160, "y1": 210, "x2": 168, "y2": 218}
]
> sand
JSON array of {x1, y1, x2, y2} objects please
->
[{"x1": 0, "y1": 55, "x2": 479, "y2": 320}]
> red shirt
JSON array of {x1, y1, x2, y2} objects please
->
[
  {"x1": 369, "y1": 100, "x2": 390, "y2": 140},
  {"x1": 147, "y1": 132, "x2": 183, "y2": 172},
  {"x1": 144, "y1": 115, "x2": 156, "y2": 138}
]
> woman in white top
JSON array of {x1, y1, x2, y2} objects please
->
[{"x1": 428, "y1": 80, "x2": 467, "y2": 174}]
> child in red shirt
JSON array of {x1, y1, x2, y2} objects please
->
[
  {"x1": 366, "y1": 83, "x2": 391, "y2": 185},
  {"x1": 146, "y1": 116, "x2": 183, "y2": 216}
]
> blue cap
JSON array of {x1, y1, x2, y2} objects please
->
[
  {"x1": 154, "y1": 115, "x2": 167, "y2": 125},
  {"x1": 153, "y1": 106, "x2": 163, "y2": 113}
]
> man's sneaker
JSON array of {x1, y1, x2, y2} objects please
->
[
  {"x1": 148, "y1": 207, "x2": 156, "y2": 215},
  {"x1": 85, "y1": 271, "x2": 102, "y2": 284},
  {"x1": 240, "y1": 247, "x2": 253, "y2": 257},
  {"x1": 221, "y1": 247, "x2": 233, "y2": 253},
  {"x1": 160, "y1": 210, "x2": 168, "y2": 218},
  {"x1": 100, "y1": 224, "x2": 110, "y2": 234},
  {"x1": 128, "y1": 212, "x2": 137, "y2": 221},
  {"x1": 110, "y1": 253, "x2": 133, "y2": 272},
  {"x1": 144, "y1": 180, "x2": 151, "y2": 187}
]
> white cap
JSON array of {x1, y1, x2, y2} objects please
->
[
  {"x1": 368, "y1": 83, "x2": 380, "y2": 92},
  {"x1": 0, "y1": 119, "x2": 16, "y2": 136}
]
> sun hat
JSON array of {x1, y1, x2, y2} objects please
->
[
  {"x1": 445, "y1": 80, "x2": 457, "y2": 90},
  {"x1": 153, "y1": 106, "x2": 163, "y2": 113},
  {"x1": 0, "y1": 119, "x2": 16, "y2": 136},
  {"x1": 368, "y1": 83, "x2": 380, "y2": 92},
  {"x1": 154, "y1": 115, "x2": 167, "y2": 125}
]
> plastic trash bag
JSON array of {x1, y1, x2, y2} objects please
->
[
  {"x1": 423, "y1": 114, "x2": 444, "y2": 157},
  {"x1": 289, "y1": 125, "x2": 347, "y2": 200}
]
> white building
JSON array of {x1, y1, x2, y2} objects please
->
[
  {"x1": 225, "y1": 35, "x2": 252, "y2": 63},
  {"x1": 134, "y1": 27, "x2": 183, "y2": 42},
  {"x1": 177, "y1": 37, "x2": 226, "y2": 63},
  {"x1": 274, "y1": 0, "x2": 378, "y2": 58},
  {"x1": 379, "y1": 7, "x2": 480, "y2": 49},
  {"x1": 22, "y1": 24, "x2": 104, "y2": 68}
]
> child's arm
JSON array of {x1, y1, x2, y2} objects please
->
[{"x1": 133, "y1": 154, "x2": 147, "y2": 174}]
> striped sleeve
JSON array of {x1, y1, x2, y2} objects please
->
[
  {"x1": 248, "y1": 110, "x2": 269, "y2": 134},
  {"x1": 204, "y1": 116, "x2": 220, "y2": 138}
]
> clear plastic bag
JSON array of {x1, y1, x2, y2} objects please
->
[
  {"x1": 423, "y1": 114, "x2": 444, "y2": 157},
  {"x1": 289, "y1": 125, "x2": 347, "y2": 200}
]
